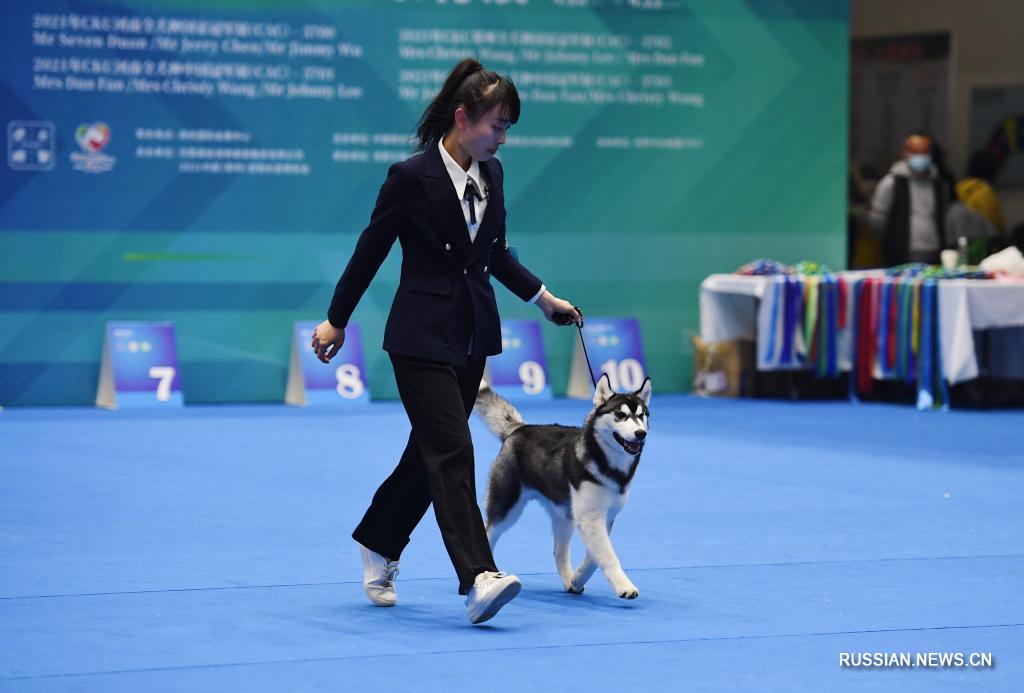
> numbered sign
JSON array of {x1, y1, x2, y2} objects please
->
[
  {"x1": 567, "y1": 317, "x2": 647, "y2": 399},
  {"x1": 484, "y1": 319, "x2": 552, "y2": 401},
  {"x1": 286, "y1": 321, "x2": 370, "y2": 406},
  {"x1": 95, "y1": 321, "x2": 183, "y2": 409}
]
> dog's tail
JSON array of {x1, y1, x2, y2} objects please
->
[{"x1": 475, "y1": 385, "x2": 525, "y2": 441}]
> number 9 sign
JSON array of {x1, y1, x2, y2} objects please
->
[
  {"x1": 518, "y1": 359, "x2": 547, "y2": 395},
  {"x1": 485, "y1": 320, "x2": 552, "y2": 401}
]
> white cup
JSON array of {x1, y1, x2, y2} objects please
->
[{"x1": 940, "y1": 249, "x2": 958, "y2": 270}]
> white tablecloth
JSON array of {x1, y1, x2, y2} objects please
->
[
  {"x1": 938, "y1": 279, "x2": 1024, "y2": 383},
  {"x1": 700, "y1": 273, "x2": 1024, "y2": 384},
  {"x1": 699, "y1": 273, "x2": 872, "y2": 372}
]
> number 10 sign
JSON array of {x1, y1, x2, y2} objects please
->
[{"x1": 567, "y1": 317, "x2": 647, "y2": 399}]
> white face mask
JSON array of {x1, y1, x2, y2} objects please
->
[{"x1": 907, "y1": 154, "x2": 932, "y2": 173}]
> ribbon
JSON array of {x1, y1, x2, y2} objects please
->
[
  {"x1": 803, "y1": 275, "x2": 819, "y2": 361},
  {"x1": 887, "y1": 280, "x2": 899, "y2": 374},
  {"x1": 895, "y1": 280, "x2": 910, "y2": 381},
  {"x1": 877, "y1": 280, "x2": 891, "y2": 376},
  {"x1": 917, "y1": 279, "x2": 936, "y2": 410},
  {"x1": 765, "y1": 276, "x2": 784, "y2": 366},
  {"x1": 915, "y1": 280, "x2": 952, "y2": 410},
  {"x1": 860, "y1": 279, "x2": 880, "y2": 394},
  {"x1": 780, "y1": 276, "x2": 802, "y2": 365},
  {"x1": 838, "y1": 277, "x2": 848, "y2": 329},
  {"x1": 848, "y1": 278, "x2": 863, "y2": 400},
  {"x1": 825, "y1": 276, "x2": 838, "y2": 377},
  {"x1": 464, "y1": 177, "x2": 484, "y2": 225}
]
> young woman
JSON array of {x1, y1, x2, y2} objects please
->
[{"x1": 311, "y1": 58, "x2": 581, "y2": 624}]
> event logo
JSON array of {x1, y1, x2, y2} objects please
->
[
  {"x1": 70, "y1": 122, "x2": 116, "y2": 173},
  {"x1": 7, "y1": 120, "x2": 56, "y2": 171}
]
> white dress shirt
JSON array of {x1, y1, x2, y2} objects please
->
[
  {"x1": 438, "y1": 136, "x2": 487, "y2": 244},
  {"x1": 437, "y1": 137, "x2": 544, "y2": 304}
]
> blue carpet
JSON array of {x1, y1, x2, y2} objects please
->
[{"x1": 1, "y1": 396, "x2": 1021, "y2": 691}]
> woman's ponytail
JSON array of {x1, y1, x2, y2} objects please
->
[{"x1": 414, "y1": 58, "x2": 520, "y2": 152}]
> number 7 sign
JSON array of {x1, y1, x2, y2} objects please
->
[{"x1": 96, "y1": 322, "x2": 184, "y2": 409}]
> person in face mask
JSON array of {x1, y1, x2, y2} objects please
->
[{"x1": 868, "y1": 133, "x2": 950, "y2": 266}]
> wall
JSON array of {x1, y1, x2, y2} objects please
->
[{"x1": 0, "y1": 0, "x2": 849, "y2": 405}]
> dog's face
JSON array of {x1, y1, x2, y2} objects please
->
[{"x1": 591, "y1": 374, "x2": 652, "y2": 456}]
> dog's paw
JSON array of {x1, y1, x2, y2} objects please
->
[{"x1": 615, "y1": 582, "x2": 639, "y2": 599}]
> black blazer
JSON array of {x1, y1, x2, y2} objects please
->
[{"x1": 327, "y1": 143, "x2": 543, "y2": 366}]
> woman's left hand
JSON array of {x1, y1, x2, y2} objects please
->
[{"x1": 536, "y1": 290, "x2": 582, "y2": 326}]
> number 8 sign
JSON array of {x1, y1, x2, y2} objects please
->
[{"x1": 287, "y1": 321, "x2": 370, "y2": 406}]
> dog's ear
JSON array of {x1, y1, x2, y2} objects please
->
[
  {"x1": 593, "y1": 373, "x2": 614, "y2": 406},
  {"x1": 635, "y1": 377, "x2": 652, "y2": 407}
]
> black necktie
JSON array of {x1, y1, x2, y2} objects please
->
[{"x1": 463, "y1": 177, "x2": 484, "y2": 225}]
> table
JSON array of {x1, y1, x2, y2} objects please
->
[
  {"x1": 700, "y1": 272, "x2": 877, "y2": 373},
  {"x1": 700, "y1": 272, "x2": 1024, "y2": 404},
  {"x1": 938, "y1": 279, "x2": 1024, "y2": 384}
]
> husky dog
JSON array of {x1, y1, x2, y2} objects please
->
[{"x1": 475, "y1": 374, "x2": 651, "y2": 599}]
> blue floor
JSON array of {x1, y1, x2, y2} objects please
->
[{"x1": 1, "y1": 396, "x2": 1022, "y2": 691}]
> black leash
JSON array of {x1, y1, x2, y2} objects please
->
[{"x1": 553, "y1": 305, "x2": 596, "y2": 387}]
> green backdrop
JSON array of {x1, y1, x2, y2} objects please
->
[{"x1": 0, "y1": 0, "x2": 848, "y2": 405}]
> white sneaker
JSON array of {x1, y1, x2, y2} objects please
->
[
  {"x1": 465, "y1": 571, "x2": 521, "y2": 624},
  {"x1": 359, "y1": 543, "x2": 399, "y2": 607}
]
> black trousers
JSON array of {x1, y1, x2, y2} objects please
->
[{"x1": 352, "y1": 353, "x2": 497, "y2": 595}]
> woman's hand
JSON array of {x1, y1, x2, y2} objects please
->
[
  {"x1": 311, "y1": 320, "x2": 345, "y2": 363},
  {"x1": 536, "y1": 290, "x2": 582, "y2": 326}
]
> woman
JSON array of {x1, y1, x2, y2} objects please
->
[
  {"x1": 311, "y1": 59, "x2": 581, "y2": 624},
  {"x1": 957, "y1": 150, "x2": 1007, "y2": 236}
]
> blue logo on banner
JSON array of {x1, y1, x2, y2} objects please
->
[
  {"x1": 295, "y1": 321, "x2": 370, "y2": 405},
  {"x1": 488, "y1": 320, "x2": 551, "y2": 400}
]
